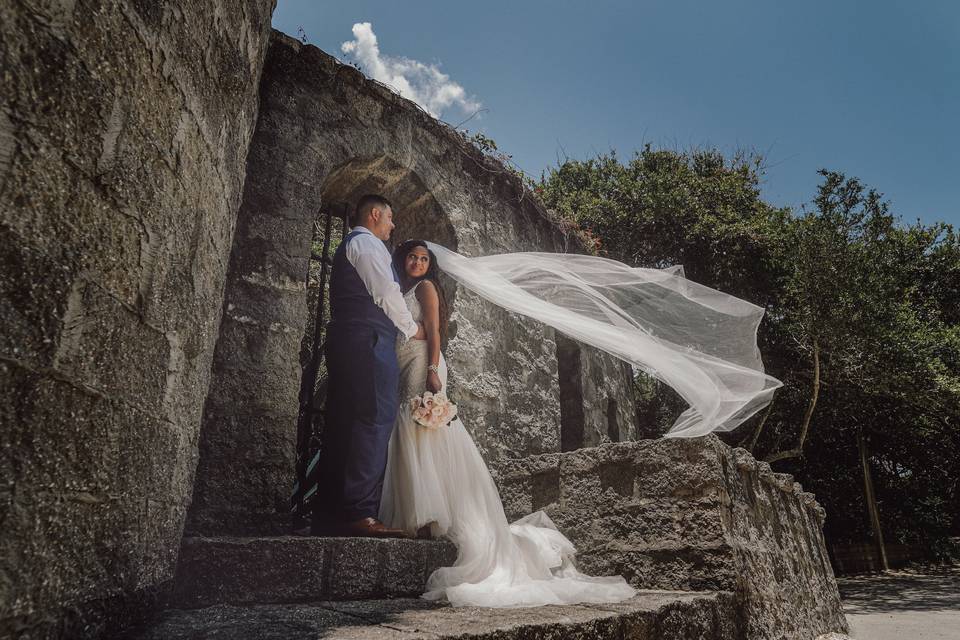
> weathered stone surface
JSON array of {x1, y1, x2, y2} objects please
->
[
  {"x1": 495, "y1": 437, "x2": 849, "y2": 639},
  {"x1": 172, "y1": 536, "x2": 458, "y2": 607},
  {"x1": 1, "y1": 7, "x2": 846, "y2": 639},
  {"x1": 578, "y1": 345, "x2": 639, "y2": 447},
  {"x1": 130, "y1": 591, "x2": 739, "y2": 640},
  {"x1": 555, "y1": 336, "x2": 637, "y2": 451},
  {"x1": 188, "y1": 32, "x2": 637, "y2": 534},
  {"x1": 0, "y1": 0, "x2": 277, "y2": 635}
]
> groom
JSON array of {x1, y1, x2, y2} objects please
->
[{"x1": 313, "y1": 194, "x2": 425, "y2": 538}]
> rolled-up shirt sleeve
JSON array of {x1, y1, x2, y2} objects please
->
[{"x1": 346, "y1": 232, "x2": 419, "y2": 339}]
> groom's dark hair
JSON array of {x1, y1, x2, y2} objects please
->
[{"x1": 352, "y1": 194, "x2": 393, "y2": 227}]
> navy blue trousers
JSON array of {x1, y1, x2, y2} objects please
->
[{"x1": 317, "y1": 325, "x2": 399, "y2": 523}]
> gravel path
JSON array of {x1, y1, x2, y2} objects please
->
[{"x1": 837, "y1": 565, "x2": 960, "y2": 640}]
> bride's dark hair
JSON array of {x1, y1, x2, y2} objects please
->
[{"x1": 392, "y1": 239, "x2": 449, "y2": 342}]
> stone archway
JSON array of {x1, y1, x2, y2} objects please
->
[
  {"x1": 322, "y1": 156, "x2": 457, "y2": 250},
  {"x1": 186, "y1": 154, "x2": 457, "y2": 536},
  {"x1": 185, "y1": 31, "x2": 638, "y2": 536}
]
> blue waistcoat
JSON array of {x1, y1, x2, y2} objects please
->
[{"x1": 328, "y1": 230, "x2": 399, "y2": 338}]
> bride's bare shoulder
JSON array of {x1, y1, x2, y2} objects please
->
[{"x1": 415, "y1": 279, "x2": 439, "y2": 304}]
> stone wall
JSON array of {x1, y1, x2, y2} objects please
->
[
  {"x1": 556, "y1": 336, "x2": 638, "y2": 450},
  {"x1": 580, "y1": 346, "x2": 639, "y2": 446},
  {"x1": 187, "y1": 32, "x2": 638, "y2": 534},
  {"x1": 495, "y1": 437, "x2": 849, "y2": 640},
  {"x1": 0, "y1": 1, "x2": 276, "y2": 636},
  {"x1": 0, "y1": 7, "x2": 849, "y2": 639}
]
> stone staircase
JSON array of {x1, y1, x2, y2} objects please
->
[
  {"x1": 171, "y1": 536, "x2": 458, "y2": 607},
  {"x1": 128, "y1": 437, "x2": 851, "y2": 639},
  {"x1": 130, "y1": 535, "x2": 738, "y2": 639}
]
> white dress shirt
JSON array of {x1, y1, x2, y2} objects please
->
[{"x1": 345, "y1": 226, "x2": 419, "y2": 340}]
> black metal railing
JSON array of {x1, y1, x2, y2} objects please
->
[{"x1": 291, "y1": 202, "x2": 349, "y2": 530}]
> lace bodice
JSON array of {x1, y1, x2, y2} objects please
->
[{"x1": 403, "y1": 282, "x2": 423, "y2": 322}]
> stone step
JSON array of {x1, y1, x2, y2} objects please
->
[
  {"x1": 134, "y1": 591, "x2": 738, "y2": 639},
  {"x1": 172, "y1": 536, "x2": 458, "y2": 608}
]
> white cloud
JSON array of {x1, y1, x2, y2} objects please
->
[{"x1": 341, "y1": 22, "x2": 481, "y2": 119}]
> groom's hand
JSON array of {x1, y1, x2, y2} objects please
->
[{"x1": 413, "y1": 322, "x2": 427, "y2": 340}]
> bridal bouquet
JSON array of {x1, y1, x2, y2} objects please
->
[{"x1": 409, "y1": 391, "x2": 458, "y2": 430}]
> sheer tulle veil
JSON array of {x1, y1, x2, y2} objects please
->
[{"x1": 425, "y1": 242, "x2": 782, "y2": 438}]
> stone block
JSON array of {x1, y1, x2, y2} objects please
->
[
  {"x1": 495, "y1": 437, "x2": 849, "y2": 639},
  {"x1": 1, "y1": 0, "x2": 277, "y2": 634},
  {"x1": 0, "y1": 360, "x2": 189, "y2": 624},
  {"x1": 171, "y1": 537, "x2": 458, "y2": 607},
  {"x1": 51, "y1": 279, "x2": 170, "y2": 411},
  {"x1": 134, "y1": 591, "x2": 739, "y2": 639}
]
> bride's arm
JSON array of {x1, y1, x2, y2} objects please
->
[{"x1": 416, "y1": 281, "x2": 443, "y2": 393}]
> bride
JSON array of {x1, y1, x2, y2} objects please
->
[{"x1": 378, "y1": 239, "x2": 638, "y2": 608}]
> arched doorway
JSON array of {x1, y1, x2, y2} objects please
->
[
  {"x1": 186, "y1": 154, "x2": 456, "y2": 536},
  {"x1": 291, "y1": 157, "x2": 459, "y2": 527}
]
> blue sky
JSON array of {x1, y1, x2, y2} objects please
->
[{"x1": 272, "y1": 1, "x2": 959, "y2": 227}]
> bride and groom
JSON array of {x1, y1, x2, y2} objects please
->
[
  {"x1": 311, "y1": 193, "x2": 639, "y2": 607},
  {"x1": 311, "y1": 192, "x2": 781, "y2": 606}
]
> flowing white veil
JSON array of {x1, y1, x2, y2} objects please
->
[{"x1": 426, "y1": 242, "x2": 782, "y2": 438}]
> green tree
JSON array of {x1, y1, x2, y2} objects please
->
[
  {"x1": 538, "y1": 146, "x2": 791, "y2": 434},
  {"x1": 538, "y1": 146, "x2": 790, "y2": 303},
  {"x1": 539, "y1": 151, "x2": 960, "y2": 554},
  {"x1": 757, "y1": 172, "x2": 960, "y2": 555}
]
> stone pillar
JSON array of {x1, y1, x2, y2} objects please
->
[{"x1": 0, "y1": 1, "x2": 276, "y2": 635}]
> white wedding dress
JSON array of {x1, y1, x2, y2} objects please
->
[{"x1": 379, "y1": 281, "x2": 637, "y2": 608}]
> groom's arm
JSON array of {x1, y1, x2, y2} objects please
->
[{"x1": 346, "y1": 234, "x2": 420, "y2": 339}]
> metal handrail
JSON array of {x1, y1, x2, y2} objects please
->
[{"x1": 292, "y1": 202, "x2": 349, "y2": 528}]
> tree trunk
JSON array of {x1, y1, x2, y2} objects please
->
[
  {"x1": 740, "y1": 399, "x2": 774, "y2": 453},
  {"x1": 764, "y1": 337, "x2": 820, "y2": 464},
  {"x1": 858, "y1": 428, "x2": 889, "y2": 571}
]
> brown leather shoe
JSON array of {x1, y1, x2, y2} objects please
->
[{"x1": 341, "y1": 517, "x2": 409, "y2": 538}]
